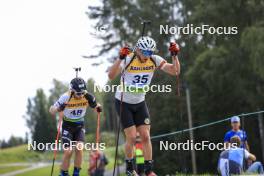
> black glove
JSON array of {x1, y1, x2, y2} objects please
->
[
  {"x1": 96, "y1": 106, "x2": 102, "y2": 113},
  {"x1": 84, "y1": 92, "x2": 97, "y2": 108}
]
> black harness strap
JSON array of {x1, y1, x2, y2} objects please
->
[
  {"x1": 124, "y1": 53, "x2": 137, "y2": 70},
  {"x1": 150, "y1": 56, "x2": 157, "y2": 67}
]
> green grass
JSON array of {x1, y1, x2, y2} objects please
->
[
  {"x1": 0, "y1": 144, "x2": 64, "y2": 164},
  {"x1": 0, "y1": 132, "x2": 124, "y2": 175},
  {"x1": 0, "y1": 165, "x2": 29, "y2": 174},
  {"x1": 0, "y1": 145, "x2": 124, "y2": 176},
  {"x1": 104, "y1": 145, "x2": 125, "y2": 170},
  {"x1": 15, "y1": 164, "x2": 90, "y2": 176},
  {"x1": 0, "y1": 145, "x2": 42, "y2": 164},
  {"x1": 15, "y1": 165, "x2": 59, "y2": 176},
  {"x1": 15, "y1": 146, "x2": 123, "y2": 176},
  {"x1": 0, "y1": 132, "x2": 118, "y2": 164}
]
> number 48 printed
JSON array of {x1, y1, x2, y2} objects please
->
[{"x1": 70, "y1": 109, "x2": 83, "y2": 116}]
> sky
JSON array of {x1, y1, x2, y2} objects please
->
[{"x1": 0, "y1": 0, "x2": 109, "y2": 140}]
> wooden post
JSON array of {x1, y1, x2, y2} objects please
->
[
  {"x1": 258, "y1": 112, "x2": 264, "y2": 162},
  {"x1": 186, "y1": 87, "x2": 197, "y2": 174}
]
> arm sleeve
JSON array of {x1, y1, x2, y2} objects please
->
[
  {"x1": 152, "y1": 55, "x2": 167, "y2": 69},
  {"x1": 244, "y1": 149, "x2": 250, "y2": 159},
  {"x1": 224, "y1": 132, "x2": 230, "y2": 142},
  {"x1": 84, "y1": 92, "x2": 97, "y2": 108},
  {"x1": 244, "y1": 131, "x2": 248, "y2": 141},
  {"x1": 53, "y1": 94, "x2": 69, "y2": 108}
]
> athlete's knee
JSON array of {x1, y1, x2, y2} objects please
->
[
  {"x1": 140, "y1": 131, "x2": 150, "y2": 143},
  {"x1": 75, "y1": 147, "x2": 83, "y2": 152},
  {"x1": 75, "y1": 148, "x2": 83, "y2": 156},
  {"x1": 126, "y1": 133, "x2": 137, "y2": 145},
  {"x1": 128, "y1": 136, "x2": 137, "y2": 145},
  {"x1": 63, "y1": 149, "x2": 73, "y2": 158},
  {"x1": 75, "y1": 142, "x2": 84, "y2": 152}
]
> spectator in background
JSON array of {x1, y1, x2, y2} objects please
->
[
  {"x1": 224, "y1": 116, "x2": 249, "y2": 150},
  {"x1": 218, "y1": 136, "x2": 264, "y2": 175},
  {"x1": 88, "y1": 150, "x2": 108, "y2": 176}
]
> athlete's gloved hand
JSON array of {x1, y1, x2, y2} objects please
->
[
  {"x1": 119, "y1": 46, "x2": 130, "y2": 60},
  {"x1": 95, "y1": 104, "x2": 102, "y2": 113},
  {"x1": 58, "y1": 102, "x2": 66, "y2": 112},
  {"x1": 169, "y1": 42, "x2": 180, "y2": 56}
]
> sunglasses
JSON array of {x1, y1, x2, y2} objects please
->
[
  {"x1": 75, "y1": 91, "x2": 85, "y2": 96},
  {"x1": 140, "y1": 49, "x2": 153, "y2": 57}
]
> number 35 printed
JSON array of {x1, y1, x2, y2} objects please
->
[{"x1": 132, "y1": 75, "x2": 149, "y2": 84}]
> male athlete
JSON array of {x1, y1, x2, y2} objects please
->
[
  {"x1": 108, "y1": 36, "x2": 181, "y2": 176},
  {"x1": 49, "y1": 77, "x2": 102, "y2": 176}
]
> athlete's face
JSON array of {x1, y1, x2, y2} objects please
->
[
  {"x1": 74, "y1": 91, "x2": 84, "y2": 99},
  {"x1": 136, "y1": 48, "x2": 152, "y2": 62},
  {"x1": 231, "y1": 122, "x2": 240, "y2": 131}
]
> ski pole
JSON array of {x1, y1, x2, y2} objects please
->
[
  {"x1": 170, "y1": 42, "x2": 180, "y2": 97},
  {"x1": 176, "y1": 60, "x2": 180, "y2": 96},
  {"x1": 95, "y1": 111, "x2": 101, "y2": 169},
  {"x1": 170, "y1": 42, "x2": 184, "y2": 172},
  {"x1": 50, "y1": 111, "x2": 63, "y2": 176},
  {"x1": 139, "y1": 17, "x2": 151, "y2": 38},
  {"x1": 174, "y1": 53, "x2": 186, "y2": 172},
  {"x1": 96, "y1": 111, "x2": 101, "y2": 148},
  {"x1": 113, "y1": 72, "x2": 124, "y2": 176}
]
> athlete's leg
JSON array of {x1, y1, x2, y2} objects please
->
[
  {"x1": 134, "y1": 101, "x2": 155, "y2": 175},
  {"x1": 115, "y1": 99, "x2": 138, "y2": 175},
  {"x1": 72, "y1": 124, "x2": 85, "y2": 176},
  {"x1": 61, "y1": 147, "x2": 73, "y2": 171},
  {"x1": 74, "y1": 141, "x2": 83, "y2": 167},
  {"x1": 124, "y1": 126, "x2": 137, "y2": 158},
  {"x1": 137, "y1": 125, "x2": 151, "y2": 160},
  {"x1": 124, "y1": 125, "x2": 137, "y2": 175},
  {"x1": 137, "y1": 125, "x2": 155, "y2": 175},
  {"x1": 134, "y1": 101, "x2": 152, "y2": 160},
  {"x1": 61, "y1": 122, "x2": 74, "y2": 176}
]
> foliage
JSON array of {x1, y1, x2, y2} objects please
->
[
  {"x1": 0, "y1": 136, "x2": 26, "y2": 149},
  {"x1": 88, "y1": 0, "x2": 264, "y2": 174}
]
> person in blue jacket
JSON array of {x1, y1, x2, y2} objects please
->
[{"x1": 224, "y1": 116, "x2": 249, "y2": 150}]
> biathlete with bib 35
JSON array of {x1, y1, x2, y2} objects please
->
[{"x1": 108, "y1": 36, "x2": 181, "y2": 176}]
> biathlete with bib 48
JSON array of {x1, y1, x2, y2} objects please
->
[
  {"x1": 108, "y1": 36, "x2": 181, "y2": 176},
  {"x1": 49, "y1": 77, "x2": 102, "y2": 176}
]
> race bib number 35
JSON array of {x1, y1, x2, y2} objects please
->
[{"x1": 132, "y1": 75, "x2": 149, "y2": 84}]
